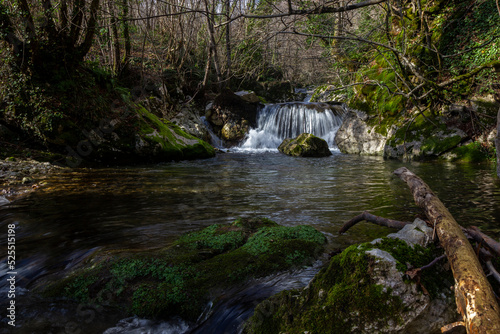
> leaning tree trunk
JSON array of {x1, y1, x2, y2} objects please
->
[{"x1": 394, "y1": 167, "x2": 500, "y2": 333}]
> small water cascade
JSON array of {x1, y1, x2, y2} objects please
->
[
  {"x1": 201, "y1": 116, "x2": 224, "y2": 149},
  {"x1": 239, "y1": 102, "x2": 345, "y2": 151}
]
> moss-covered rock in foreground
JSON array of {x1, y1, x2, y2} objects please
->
[
  {"x1": 243, "y1": 219, "x2": 456, "y2": 334},
  {"x1": 39, "y1": 218, "x2": 326, "y2": 321},
  {"x1": 278, "y1": 133, "x2": 332, "y2": 157}
]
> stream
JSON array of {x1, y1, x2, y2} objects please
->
[
  {"x1": 1, "y1": 152, "x2": 500, "y2": 333},
  {"x1": 2, "y1": 102, "x2": 500, "y2": 333}
]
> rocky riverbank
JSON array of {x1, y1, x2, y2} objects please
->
[{"x1": 0, "y1": 157, "x2": 66, "y2": 202}]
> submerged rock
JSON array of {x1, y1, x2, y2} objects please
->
[
  {"x1": 39, "y1": 218, "x2": 326, "y2": 321},
  {"x1": 243, "y1": 219, "x2": 457, "y2": 334},
  {"x1": 278, "y1": 133, "x2": 332, "y2": 157}
]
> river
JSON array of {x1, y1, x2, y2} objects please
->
[{"x1": 1, "y1": 149, "x2": 500, "y2": 333}]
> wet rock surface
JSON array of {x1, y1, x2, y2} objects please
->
[
  {"x1": 278, "y1": 133, "x2": 332, "y2": 157},
  {"x1": 0, "y1": 158, "x2": 65, "y2": 202},
  {"x1": 243, "y1": 219, "x2": 457, "y2": 334}
]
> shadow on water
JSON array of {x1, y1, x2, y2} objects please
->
[{"x1": 1, "y1": 152, "x2": 500, "y2": 332}]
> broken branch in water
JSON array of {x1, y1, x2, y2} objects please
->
[
  {"x1": 338, "y1": 211, "x2": 411, "y2": 234},
  {"x1": 486, "y1": 260, "x2": 500, "y2": 285},
  {"x1": 466, "y1": 225, "x2": 500, "y2": 257}
]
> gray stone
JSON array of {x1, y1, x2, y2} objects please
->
[
  {"x1": 386, "y1": 218, "x2": 433, "y2": 248},
  {"x1": 335, "y1": 110, "x2": 387, "y2": 155},
  {"x1": 235, "y1": 90, "x2": 262, "y2": 103}
]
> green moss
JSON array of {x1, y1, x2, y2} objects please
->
[
  {"x1": 243, "y1": 225, "x2": 327, "y2": 256},
  {"x1": 176, "y1": 223, "x2": 247, "y2": 253},
  {"x1": 420, "y1": 135, "x2": 463, "y2": 155},
  {"x1": 40, "y1": 217, "x2": 326, "y2": 321},
  {"x1": 244, "y1": 236, "x2": 452, "y2": 334},
  {"x1": 63, "y1": 271, "x2": 100, "y2": 303},
  {"x1": 244, "y1": 243, "x2": 404, "y2": 334},
  {"x1": 447, "y1": 141, "x2": 495, "y2": 163},
  {"x1": 136, "y1": 105, "x2": 215, "y2": 160}
]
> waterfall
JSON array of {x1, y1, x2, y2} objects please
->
[{"x1": 239, "y1": 102, "x2": 344, "y2": 151}]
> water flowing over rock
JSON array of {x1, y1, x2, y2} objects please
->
[
  {"x1": 240, "y1": 102, "x2": 344, "y2": 150},
  {"x1": 278, "y1": 133, "x2": 332, "y2": 157}
]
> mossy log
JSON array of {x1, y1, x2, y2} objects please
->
[{"x1": 394, "y1": 167, "x2": 500, "y2": 333}]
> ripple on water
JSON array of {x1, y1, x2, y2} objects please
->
[{"x1": 1, "y1": 152, "x2": 500, "y2": 332}]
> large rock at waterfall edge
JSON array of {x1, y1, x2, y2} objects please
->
[
  {"x1": 205, "y1": 89, "x2": 261, "y2": 146},
  {"x1": 335, "y1": 105, "x2": 472, "y2": 160},
  {"x1": 243, "y1": 218, "x2": 457, "y2": 334},
  {"x1": 334, "y1": 109, "x2": 387, "y2": 155},
  {"x1": 278, "y1": 133, "x2": 332, "y2": 157}
]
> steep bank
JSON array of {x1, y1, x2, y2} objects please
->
[
  {"x1": 0, "y1": 65, "x2": 215, "y2": 166},
  {"x1": 315, "y1": 0, "x2": 500, "y2": 162}
]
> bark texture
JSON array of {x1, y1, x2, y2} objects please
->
[
  {"x1": 394, "y1": 167, "x2": 500, "y2": 334},
  {"x1": 496, "y1": 106, "x2": 500, "y2": 178}
]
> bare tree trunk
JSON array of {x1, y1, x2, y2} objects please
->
[
  {"x1": 203, "y1": 0, "x2": 223, "y2": 90},
  {"x1": 109, "y1": 0, "x2": 121, "y2": 73},
  {"x1": 394, "y1": 167, "x2": 500, "y2": 333},
  {"x1": 496, "y1": 106, "x2": 500, "y2": 178},
  {"x1": 225, "y1": 0, "x2": 231, "y2": 81}
]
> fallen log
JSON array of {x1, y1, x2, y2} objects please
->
[
  {"x1": 394, "y1": 167, "x2": 500, "y2": 333},
  {"x1": 338, "y1": 211, "x2": 411, "y2": 234}
]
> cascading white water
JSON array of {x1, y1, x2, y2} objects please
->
[{"x1": 239, "y1": 102, "x2": 344, "y2": 151}]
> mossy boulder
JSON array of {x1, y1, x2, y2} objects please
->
[
  {"x1": 39, "y1": 218, "x2": 326, "y2": 321},
  {"x1": 63, "y1": 102, "x2": 215, "y2": 166},
  {"x1": 133, "y1": 105, "x2": 215, "y2": 160},
  {"x1": 336, "y1": 105, "x2": 470, "y2": 160},
  {"x1": 443, "y1": 141, "x2": 495, "y2": 162},
  {"x1": 384, "y1": 109, "x2": 468, "y2": 160},
  {"x1": 243, "y1": 219, "x2": 456, "y2": 334},
  {"x1": 278, "y1": 133, "x2": 332, "y2": 157}
]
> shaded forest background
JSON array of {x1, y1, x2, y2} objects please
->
[{"x1": 1, "y1": 0, "x2": 500, "y2": 161}]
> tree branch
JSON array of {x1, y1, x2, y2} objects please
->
[
  {"x1": 339, "y1": 211, "x2": 411, "y2": 234},
  {"x1": 438, "y1": 60, "x2": 500, "y2": 88}
]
